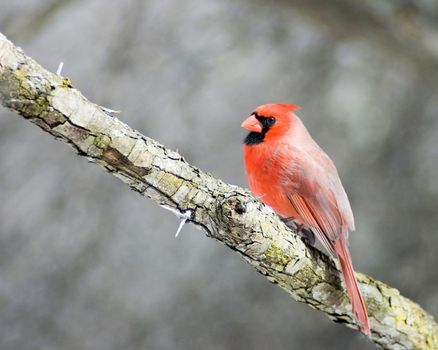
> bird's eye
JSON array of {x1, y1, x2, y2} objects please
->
[{"x1": 267, "y1": 117, "x2": 276, "y2": 125}]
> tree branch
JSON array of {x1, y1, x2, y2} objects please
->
[{"x1": 0, "y1": 32, "x2": 436, "y2": 350}]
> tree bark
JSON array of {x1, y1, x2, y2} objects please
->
[{"x1": 0, "y1": 32, "x2": 436, "y2": 350}]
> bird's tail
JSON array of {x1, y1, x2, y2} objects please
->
[{"x1": 334, "y1": 236, "x2": 371, "y2": 335}]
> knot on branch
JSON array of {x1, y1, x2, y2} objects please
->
[
  {"x1": 219, "y1": 192, "x2": 259, "y2": 225},
  {"x1": 210, "y1": 192, "x2": 263, "y2": 245}
]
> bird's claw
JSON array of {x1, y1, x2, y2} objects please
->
[{"x1": 281, "y1": 217, "x2": 316, "y2": 246}]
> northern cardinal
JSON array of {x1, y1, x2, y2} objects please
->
[{"x1": 241, "y1": 103, "x2": 370, "y2": 335}]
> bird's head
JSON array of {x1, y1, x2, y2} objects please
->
[{"x1": 241, "y1": 103, "x2": 301, "y2": 145}]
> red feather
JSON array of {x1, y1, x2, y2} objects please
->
[{"x1": 242, "y1": 103, "x2": 370, "y2": 335}]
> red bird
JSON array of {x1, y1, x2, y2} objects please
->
[{"x1": 241, "y1": 103, "x2": 370, "y2": 335}]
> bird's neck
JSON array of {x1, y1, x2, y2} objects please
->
[{"x1": 284, "y1": 115, "x2": 320, "y2": 153}]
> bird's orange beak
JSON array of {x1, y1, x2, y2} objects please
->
[{"x1": 241, "y1": 114, "x2": 262, "y2": 133}]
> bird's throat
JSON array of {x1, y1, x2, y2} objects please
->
[{"x1": 244, "y1": 132, "x2": 265, "y2": 145}]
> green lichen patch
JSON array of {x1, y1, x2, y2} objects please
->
[
  {"x1": 263, "y1": 244, "x2": 292, "y2": 268},
  {"x1": 60, "y1": 77, "x2": 73, "y2": 88},
  {"x1": 155, "y1": 172, "x2": 185, "y2": 197},
  {"x1": 290, "y1": 263, "x2": 323, "y2": 289},
  {"x1": 93, "y1": 134, "x2": 111, "y2": 149}
]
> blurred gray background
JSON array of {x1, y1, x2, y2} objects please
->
[{"x1": 1, "y1": 1, "x2": 438, "y2": 349}]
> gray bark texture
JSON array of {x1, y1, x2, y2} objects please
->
[{"x1": 0, "y1": 32, "x2": 437, "y2": 350}]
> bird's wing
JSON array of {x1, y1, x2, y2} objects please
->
[
  {"x1": 287, "y1": 191, "x2": 339, "y2": 256},
  {"x1": 304, "y1": 143, "x2": 355, "y2": 231},
  {"x1": 281, "y1": 146, "x2": 354, "y2": 255}
]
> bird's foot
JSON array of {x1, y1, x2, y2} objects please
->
[{"x1": 281, "y1": 217, "x2": 316, "y2": 246}]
